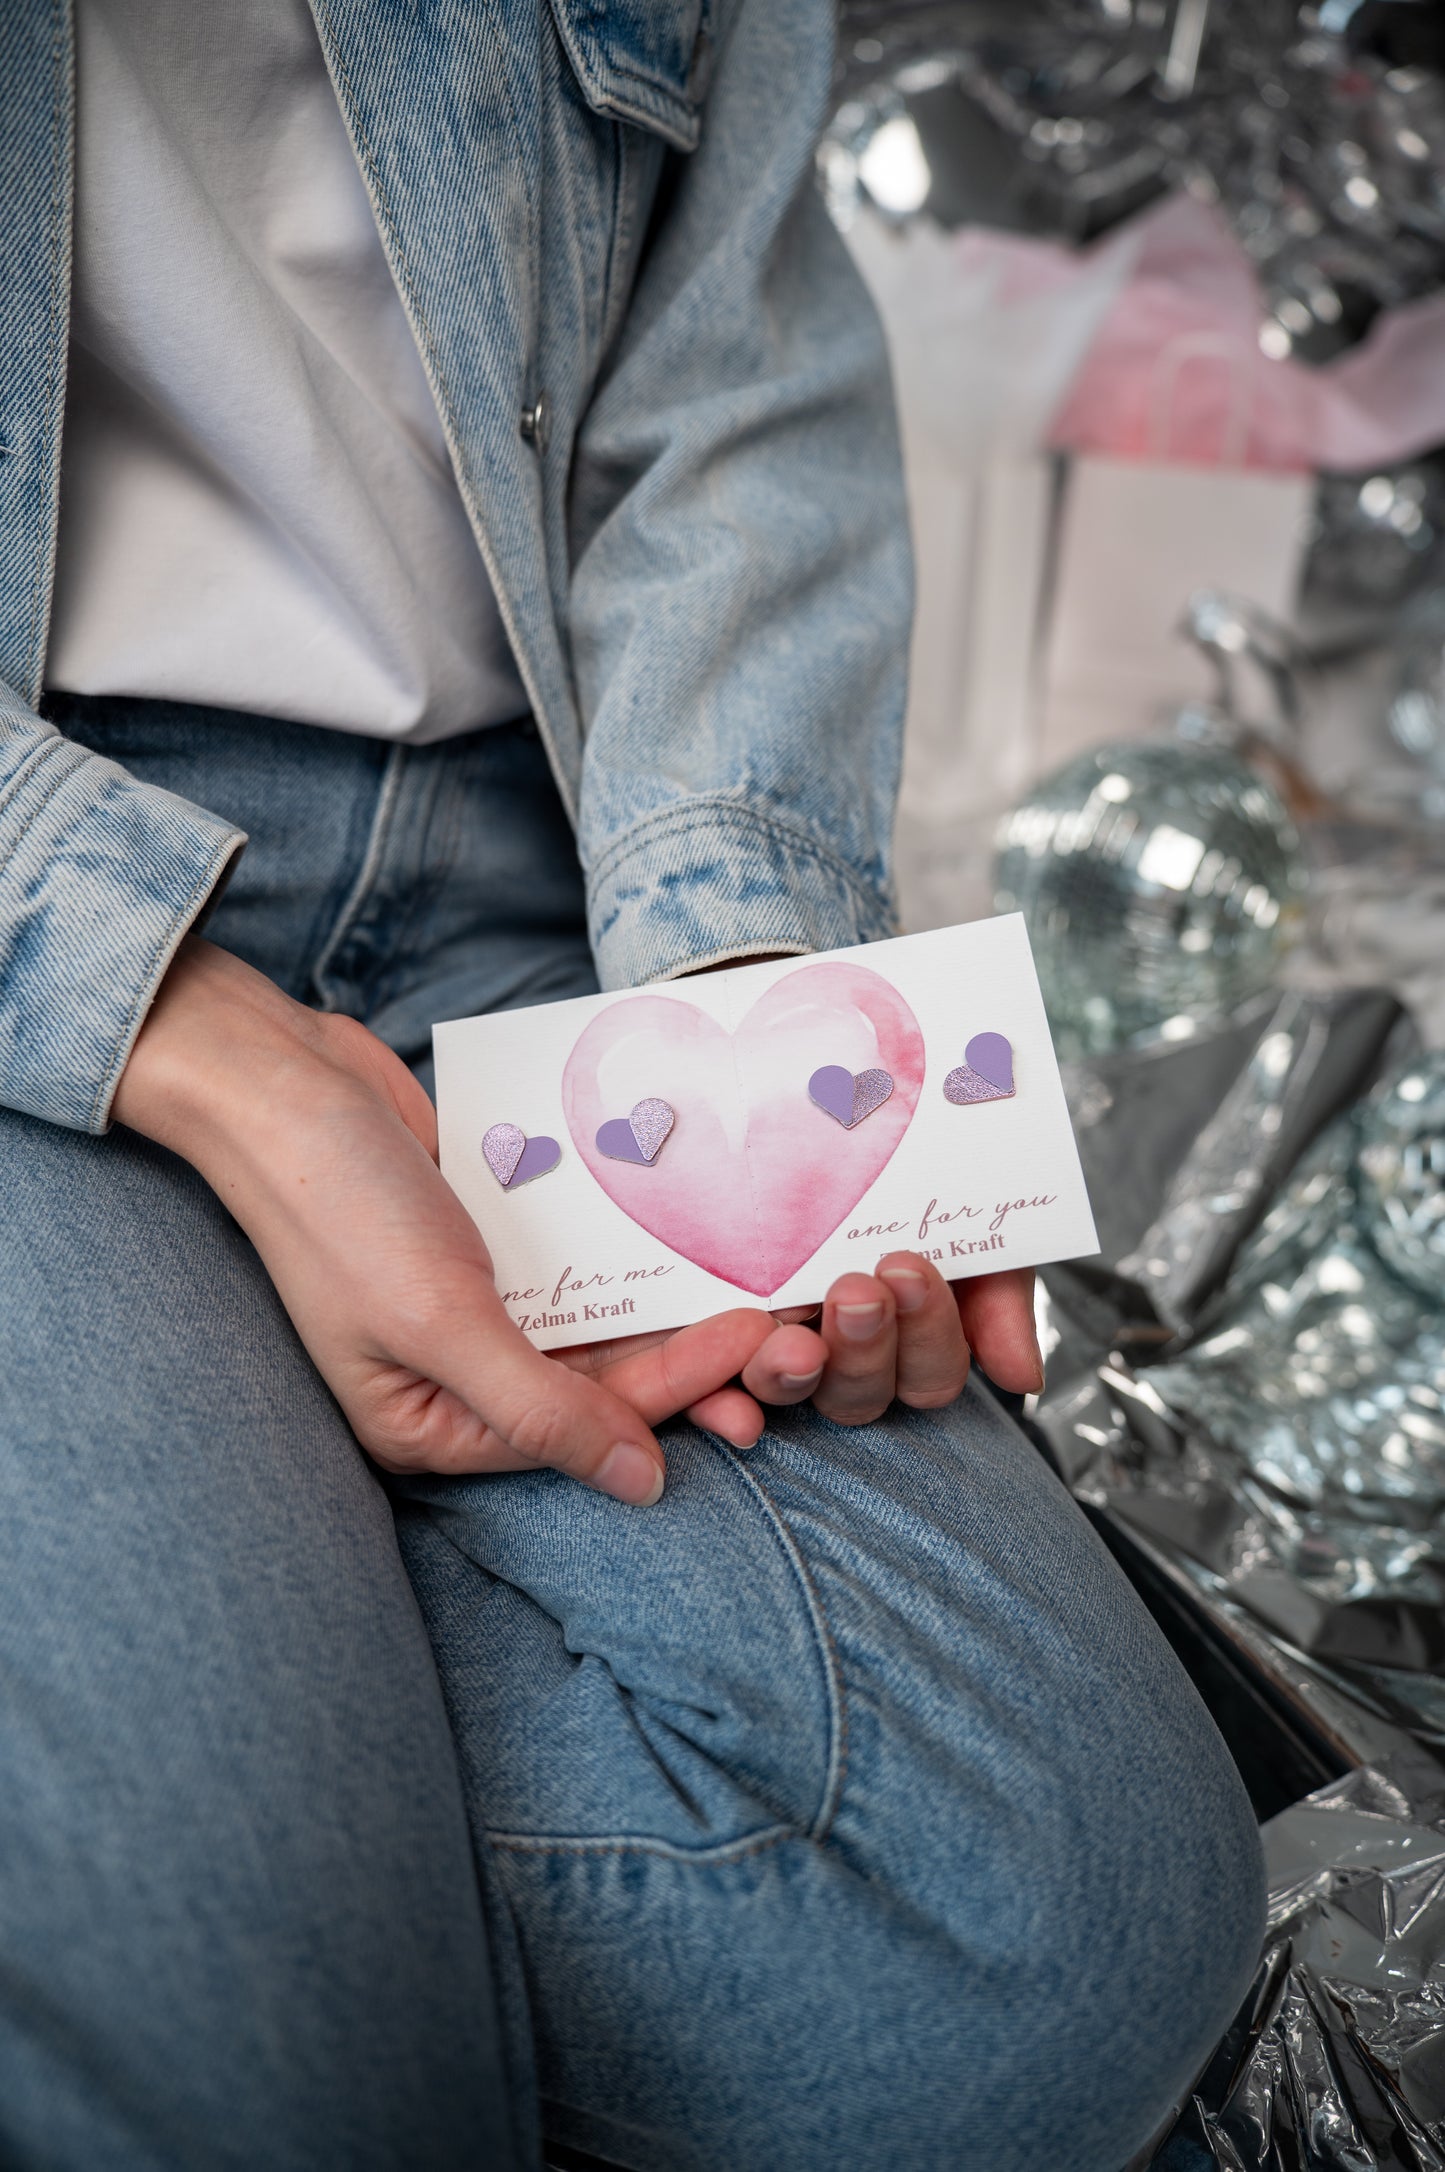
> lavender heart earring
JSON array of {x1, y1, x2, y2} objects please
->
[
  {"x1": 808, "y1": 1064, "x2": 894, "y2": 1129},
  {"x1": 483, "y1": 1121, "x2": 562, "y2": 1188},
  {"x1": 943, "y1": 1032, "x2": 1015, "y2": 1106},
  {"x1": 596, "y1": 1097, "x2": 675, "y2": 1166}
]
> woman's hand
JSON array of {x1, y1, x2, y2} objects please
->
[
  {"x1": 703, "y1": 1254, "x2": 1042, "y2": 1433},
  {"x1": 117, "y1": 941, "x2": 1043, "y2": 1498},
  {"x1": 113, "y1": 939, "x2": 777, "y2": 1505}
]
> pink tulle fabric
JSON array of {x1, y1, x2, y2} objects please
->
[{"x1": 966, "y1": 192, "x2": 1445, "y2": 473}]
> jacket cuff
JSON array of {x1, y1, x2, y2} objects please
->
[
  {"x1": 0, "y1": 727, "x2": 245, "y2": 1132},
  {"x1": 586, "y1": 799, "x2": 899, "y2": 989}
]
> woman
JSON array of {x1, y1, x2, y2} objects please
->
[{"x1": 0, "y1": 0, "x2": 1265, "y2": 2164}]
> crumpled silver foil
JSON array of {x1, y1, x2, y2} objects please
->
[
  {"x1": 1044, "y1": 1004, "x2": 1445, "y2": 2167},
  {"x1": 1151, "y1": 1752, "x2": 1445, "y2": 2169},
  {"x1": 1303, "y1": 820, "x2": 1445, "y2": 1043},
  {"x1": 830, "y1": 0, "x2": 1445, "y2": 359},
  {"x1": 825, "y1": 21, "x2": 1445, "y2": 2164},
  {"x1": 1144, "y1": 1074, "x2": 1445, "y2": 1618},
  {"x1": 1039, "y1": 1000, "x2": 1445, "y2": 1714},
  {"x1": 1385, "y1": 590, "x2": 1445, "y2": 806},
  {"x1": 1360, "y1": 1059, "x2": 1445, "y2": 1298},
  {"x1": 1301, "y1": 461, "x2": 1445, "y2": 651}
]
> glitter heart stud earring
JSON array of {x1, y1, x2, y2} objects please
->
[
  {"x1": 483, "y1": 1121, "x2": 562, "y2": 1188},
  {"x1": 808, "y1": 1064, "x2": 894, "y2": 1129},
  {"x1": 943, "y1": 1033, "x2": 1015, "y2": 1106},
  {"x1": 596, "y1": 1097, "x2": 676, "y2": 1166}
]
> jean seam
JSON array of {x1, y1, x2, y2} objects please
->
[
  {"x1": 373, "y1": 752, "x2": 460, "y2": 1018},
  {"x1": 307, "y1": 3, "x2": 576, "y2": 821},
  {"x1": 22, "y1": 0, "x2": 73, "y2": 705},
  {"x1": 545, "y1": 4, "x2": 701, "y2": 152},
  {"x1": 654, "y1": 938, "x2": 814, "y2": 980},
  {"x1": 91, "y1": 829, "x2": 246, "y2": 1130},
  {"x1": 486, "y1": 1821, "x2": 795, "y2": 1865},
  {"x1": 733, "y1": 1439, "x2": 850, "y2": 1844},
  {"x1": 480, "y1": 1433, "x2": 849, "y2": 1860},
  {"x1": 310, "y1": 742, "x2": 407, "y2": 1007},
  {"x1": 0, "y1": 734, "x2": 68, "y2": 882},
  {"x1": 596, "y1": 121, "x2": 629, "y2": 361},
  {"x1": 588, "y1": 797, "x2": 892, "y2": 927}
]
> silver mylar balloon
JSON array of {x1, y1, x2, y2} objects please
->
[
  {"x1": 1356, "y1": 1054, "x2": 1445, "y2": 1300},
  {"x1": 1386, "y1": 585, "x2": 1445, "y2": 787},
  {"x1": 993, "y1": 741, "x2": 1308, "y2": 1060},
  {"x1": 1147, "y1": 1080, "x2": 1445, "y2": 1535},
  {"x1": 828, "y1": 0, "x2": 1445, "y2": 354}
]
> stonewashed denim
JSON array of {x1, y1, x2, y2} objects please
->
[
  {"x1": 0, "y1": 699, "x2": 1268, "y2": 2172},
  {"x1": 0, "y1": 0, "x2": 909, "y2": 1134}
]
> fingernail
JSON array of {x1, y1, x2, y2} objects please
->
[
  {"x1": 1027, "y1": 1338, "x2": 1046, "y2": 1394},
  {"x1": 597, "y1": 1442, "x2": 664, "y2": 1507},
  {"x1": 778, "y1": 1366, "x2": 824, "y2": 1391},
  {"x1": 834, "y1": 1301, "x2": 885, "y2": 1343},
  {"x1": 878, "y1": 1267, "x2": 928, "y2": 1314}
]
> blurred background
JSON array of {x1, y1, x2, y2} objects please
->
[{"x1": 817, "y1": 4, "x2": 1445, "y2": 2162}]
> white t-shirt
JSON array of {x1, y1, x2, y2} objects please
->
[{"x1": 46, "y1": 0, "x2": 529, "y2": 744}]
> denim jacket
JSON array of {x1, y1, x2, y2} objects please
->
[{"x1": 0, "y1": 0, "x2": 911, "y2": 1132}]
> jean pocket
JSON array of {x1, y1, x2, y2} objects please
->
[
  {"x1": 390, "y1": 1427, "x2": 844, "y2": 1859},
  {"x1": 546, "y1": 0, "x2": 717, "y2": 152}
]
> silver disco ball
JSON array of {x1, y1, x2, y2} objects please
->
[
  {"x1": 993, "y1": 740, "x2": 1308, "y2": 1060},
  {"x1": 1356, "y1": 1055, "x2": 1445, "y2": 1301}
]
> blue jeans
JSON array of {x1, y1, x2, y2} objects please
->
[{"x1": 0, "y1": 697, "x2": 1266, "y2": 2171}]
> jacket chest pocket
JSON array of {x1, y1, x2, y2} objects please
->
[{"x1": 546, "y1": 0, "x2": 716, "y2": 152}]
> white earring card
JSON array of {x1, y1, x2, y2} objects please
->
[{"x1": 433, "y1": 914, "x2": 1098, "y2": 1349}]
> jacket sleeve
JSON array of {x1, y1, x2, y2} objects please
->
[
  {"x1": 0, "y1": 688, "x2": 244, "y2": 1131},
  {"x1": 567, "y1": 0, "x2": 913, "y2": 989}
]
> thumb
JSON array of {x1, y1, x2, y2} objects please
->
[
  {"x1": 424, "y1": 1292, "x2": 669, "y2": 1506},
  {"x1": 954, "y1": 1268, "x2": 1043, "y2": 1395}
]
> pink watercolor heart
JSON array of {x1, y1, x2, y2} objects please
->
[{"x1": 563, "y1": 963, "x2": 925, "y2": 1297}]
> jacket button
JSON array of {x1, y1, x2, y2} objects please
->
[{"x1": 520, "y1": 394, "x2": 549, "y2": 453}]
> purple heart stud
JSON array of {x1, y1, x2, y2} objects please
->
[
  {"x1": 965, "y1": 1032, "x2": 1014, "y2": 1094},
  {"x1": 596, "y1": 1096, "x2": 676, "y2": 1167},
  {"x1": 808, "y1": 1064, "x2": 895, "y2": 1130},
  {"x1": 943, "y1": 1032, "x2": 1016, "y2": 1107},
  {"x1": 483, "y1": 1121, "x2": 561, "y2": 1188}
]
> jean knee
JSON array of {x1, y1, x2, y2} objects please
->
[
  {"x1": 730, "y1": 1391, "x2": 1267, "y2": 2164},
  {"x1": 0, "y1": 1111, "x2": 523, "y2": 2170},
  {"x1": 979, "y1": 1653, "x2": 1265, "y2": 2168},
  {"x1": 392, "y1": 1420, "x2": 844, "y2": 1854}
]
